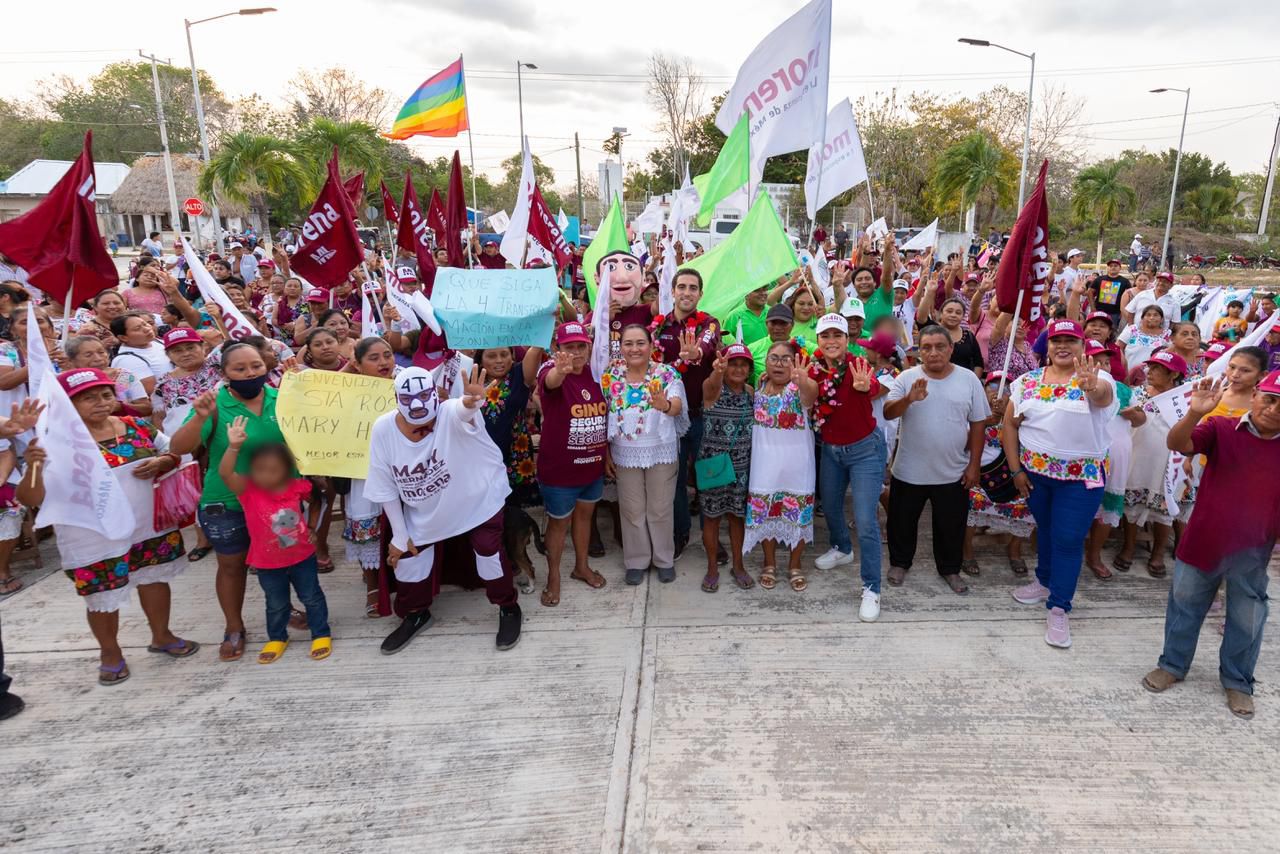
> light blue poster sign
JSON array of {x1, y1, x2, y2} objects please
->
[{"x1": 432, "y1": 267, "x2": 560, "y2": 349}]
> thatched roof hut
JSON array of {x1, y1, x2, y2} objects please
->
[{"x1": 109, "y1": 153, "x2": 249, "y2": 218}]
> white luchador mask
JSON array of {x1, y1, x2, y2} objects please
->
[{"x1": 395, "y1": 367, "x2": 439, "y2": 425}]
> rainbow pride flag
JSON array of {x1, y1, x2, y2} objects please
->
[{"x1": 384, "y1": 56, "x2": 469, "y2": 140}]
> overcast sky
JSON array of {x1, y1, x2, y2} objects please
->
[{"x1": 5, "y1": 0, "x2": 1279, "y2": 195}]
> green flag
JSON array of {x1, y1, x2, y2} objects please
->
[
  {"x1": 685, "y1": 191, "x2": 800, "y2": 322},
  {"x1": 583, "y1": 195, "x2": 630, "y2": 306},
  {"x1": 693, "y1": 111, "x2": 750, "y2": 227}
]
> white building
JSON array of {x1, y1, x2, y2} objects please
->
[{"x1": 0, "y1": 158, "x2": 130, "y2": 242}]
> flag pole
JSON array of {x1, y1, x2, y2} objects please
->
[
  {"x1": 810, "y1": 0, "x2": 833, "y2": 241},
  {"x1": 865, "y1": 177, "x2": 876, "y2": 223},
  {"x1": 996, "y1": 290, "x2": 1023, "y2": 398},
  {"x1": 60, "y1": 278, "x2": 74, "y2": 347},
  {"x1": 461, "y1": 54, "x2": 478, "y2": 270}
]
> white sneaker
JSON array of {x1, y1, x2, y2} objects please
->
[
  {"x1": 815, "y1": 548, "x2": 855, "y2": 570},
  {"x1": 859, "y1": 587, "x2": 881, "y2": 622}
]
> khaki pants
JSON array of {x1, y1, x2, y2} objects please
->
[{"x1": 615, "y1": 462, "x2": 678, "y2": 570}]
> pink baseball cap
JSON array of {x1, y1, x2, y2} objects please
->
[
  {"x1": 1204, "y1": 341, "x2": 1231, "y2": 362},
  {"x1": 1146, "y1": 350, "x2": 1189, "y2": 375},
  {"x1": 58, "y1": 368, "x2": 115, "y2": 398},
  {"x1": 554, "y1": 321, "x2": 591, "y2": 346},
  {"x1": 856, "y1": 331, "x2": 898, "y2": 358},
  {"x1": 1084, "y1": 339, "x2": 1108, "y2": 357},
  {"x1": 722, "y1": 343, "x2": 753, "y2": 364},
  {"x1": 162, "y1": 327, "x2": 204, "y2": 349},
  {"x1": 1156, "y1": 272, "x2": 1174, "y2": 283},
  {"x1": 1046, "y1": 319, "x2": 1085, "y2": 340},
  {"x1": 1258, "y1": 369, "x2": 1280, "y2": 396},
  {"x1": 1086, "y1": 311, "x2": 1114, "y2": 327},
  {"x1": 964, "y1": 272, "x2": 981, "y2": 282},
  {"x1": 306, "y1": 287, "x2": 329, "y2": 303}
]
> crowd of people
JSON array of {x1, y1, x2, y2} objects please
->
[{"x1": 0, "y1": 216, "x2": 1277, "y2": 724}]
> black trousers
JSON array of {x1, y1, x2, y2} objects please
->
[
  {"x1": 887, "y1": 477, "x2": 968, "y2": 576},
  {"x1": 0, "y1": 611, "x2": 10, "y2": 697}
]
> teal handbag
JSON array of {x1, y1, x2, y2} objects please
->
[{"x1": 694, "y1": 453, "x2": 736, "y2": 489}]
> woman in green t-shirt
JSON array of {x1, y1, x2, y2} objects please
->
[{"x1": 170, "y1": 342, "x2": 288, "y2": 662}]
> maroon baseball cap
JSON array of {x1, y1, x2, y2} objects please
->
[
  {"x1": 1086, "y1": 311, "x2": 1114, "y2": 327},
  {"x1": 162, "y1": 327, "x2": 203, "y2": 349},
  {"x1": 1156, "y1": 272, "x2": 1174, "y2": 283},
  {"x1": 1084, "y1": 339, "x2": 1108, "y2": 357},
  {"x1": 856, "y1": 331, "x2": 897, "y2": 358},
  {"x1": 1146, "y1": 350, "x2": 1189, "y2": 375},
  {"x1": 1204, "y1": 341, "x2": 1231, "y2": 362},
  {"x1": 722, "y1": 343, "x2": 753, "y2": 364},
  {"x1": 554, "y1": 321, "x2": 591, "y2": 346},
  {"x1": 306, "y1": 287, "x2": 328, "y2": 303},
  {"x1": 1258, "y1": 369, "x2": 1280, "y2": 396},
  {"x1": 58, "y1": 368, "x2": 115, "y2": 398},
  {"x1": 1046, "y1": 319, "x2": 1085, "y2": 340},
  {"x1": 964, "y1": 272, "x2": 981, "y2": 282}
]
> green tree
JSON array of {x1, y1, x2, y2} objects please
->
[
  {"x1": 491, "y1": 151, "x2": 563, "y2": 214},
  {"x1": 1183, "y1": 184, "x2": 1242, "y2": 230},
  {"x1": 197, "y1": 133, "x2": 314, "y2": 234},
  {"x1": 1071, "y1": 162, "x2": 1136, "y2": 264},
  {"x1": 932, "y1": 132, "x2": 1018, "y2": 227},
  {"x1": 295, "y1": 118, "x2": 384, "y2": 195}
]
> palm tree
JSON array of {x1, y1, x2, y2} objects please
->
[
  {"x1": 1071, "y1": 162, "x2": 1136, "y2": 265},
  {"x1": 931, "y1": 132, "x2": 1017, "y2": 228},
  {"x1": 295, "y1": 117, "x2": 383, "y2": 195},
  {"x1": 197, "y1": 133, "x2": 313, "y2": 234},
  {"x1": 1183, "y1": 185, "x2": 1242, "y2": 230}
]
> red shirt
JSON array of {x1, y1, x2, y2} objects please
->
[
  {"x1": 808, "y1": 356, "x2": 881, "y2": 445},
  {"x1": 535, "y1": 362, "x2": 607, "y2": 486},
  {"x1": 240, "y1": 479, "x2": 316, "y2": 569},
  {"x1": 653, "y1": 312, "x2": 720, "y2": 417},
  {"x1": 1179, "y1": 415, "x2": 1280, "y2": 572},
  {"x1": 478, "y1": 252, "x2": 506, "y2": 270}
]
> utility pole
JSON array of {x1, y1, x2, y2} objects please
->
[
  {"x1": 574, "y1": 132, "x2": 584, "y2": 224},
  {"x1": 1259, "y1": 112, "x2": 1280, "y2": 237},
  {"x1": 138, "y1": 50, "x2": 182, "y2": 247}
]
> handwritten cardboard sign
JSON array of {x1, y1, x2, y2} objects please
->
[
  {"x1": 432, "y1": 267, "x2": 559, "y2": 349},
  {"x1": 276, "y1": 370, "x2": 396, "y2": 478}
]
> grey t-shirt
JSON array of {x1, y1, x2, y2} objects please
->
[{"x1": 887, "y1": 365, "x2": 991, "y2": 485}]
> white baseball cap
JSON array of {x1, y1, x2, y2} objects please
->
[
  {"x1": 229, "y1": 241, "x2": 244, "y2": 249},
  {"x1": 816, "y1": 312, "x2": 848, "y2": 335},
  {"x1": 839, "y1": 297, "x2": 866, "y2": 319},
  {"x1": 1067, "y1": 248, "x2": 1083, "y2": 259},
  {"x1": 892, "y1": 278, "x2": 911, "y2": 291}
]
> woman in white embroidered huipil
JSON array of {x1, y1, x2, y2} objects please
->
[{"x1": 603, "y1": 324, "x2": 688, "y2": 586}]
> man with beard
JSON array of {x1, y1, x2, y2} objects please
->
[{"x1": 365, "y1": 365, "x2": 522, "y2": 653}]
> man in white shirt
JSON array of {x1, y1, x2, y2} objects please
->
[
  {"x1": 1129, "y1": 234, "x2": 1143, "y2": 273},
  {"x1": 364, "y1": 366, "x2": 521, "y2": 655},
  {"x1": 1055, "y1": 248, "x2": 1084, "y2": 301},
  {"x1": 1124, "y1": 272, "x2": 1181, "y2": 330},
  {"x1": 228, "y1": 242, "x2": 258, "y2": 284}
]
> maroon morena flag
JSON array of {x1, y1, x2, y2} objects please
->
[
  {"x1": 395, "y1": 173, "x2": 438, "y2": 294},
  {"x1": 994, "y1": 159, "x2": 1051, "y2": 324},
  {"x1": 290, "y1": 151, "x2": 366, "y2": 288},
  {"x1": 427, "y1": 189, "x2": 447, "y2": 241},
  {"x1": 343, "y1": 172, "x2": 366, "y2": 212},
  {"x1": 444, "y1": 151, "x2": 467, "y2": 267},
  {"x1": 528, "y1": 184, "x2": 572, "y2": 269},
  {"x1": 380, "y1": 179, "x2": 399, "y2": 224},
  {"x1": 0, "y1": 131, "x2": 117, "y2": 306}
]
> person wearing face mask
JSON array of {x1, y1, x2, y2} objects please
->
[
  {"x1": 170, "y1": 343, "x2": 289, "y2": 663},
  {"x1": 364, "y1": 366, "x2": 522, "y2": 654}
]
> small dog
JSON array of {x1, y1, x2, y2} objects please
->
[{"x1": 504, "y1": 506, "x2": 545, "y2": 595}]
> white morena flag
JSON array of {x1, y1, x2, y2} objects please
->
[
  {"x1": 407, "y1": 289, "x2": 443, "y2": 336},
  {"x1": 382, "y1": 265, "x2": 421, "y2": 332},
  {"x1": 33, "y1": 367, "x2": 135, "y2": 537},
  {"x1": 899, "y1": 218, "x2": 939, "y2": 253},
  {"x1": 668, "y1": 167, "x2": 698, "y2": 246},
  {"x1": 658, "y1": 235, "x2": 677, "y2": 316},
  {"x1": 181, "y1": 238, "x2": 258, "y2": 340},
  {"x1": 487, "y1": 210, "x2": 511, "y2": 233},
  {"x1": 24, "y1": 301, "x2": 53, "y2": 399},
  {"x1": 499, "y1": 137, "x2": 538, "y2": 265},
  {"x1": 360, "y1": 283, "x2": 379, "y2": 339},
  {"x1": 866, "y1": 216, "x2": 889, "y2": 241},
  {"x1": 805, "y1": 99, "x2": 867, "y2": 221},
  {"x1": 633, "y1": 197, "x2": 665, "y2": 235},
  {"x1": 590, "y1": 264, "x2": 613, "y2": 382},
  {"x1": 715, "y1": 0, "x2": 832, "y2": 183},
  {"x1": 557, "y1": 208, "x2": 569, "y2": 231}
]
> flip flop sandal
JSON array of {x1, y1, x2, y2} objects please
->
[
  {"x1": 1113, "y1": 556, "x2": 1133, "y2": 573},
  {"x1": 944, "y1": 574, "x2": 970, "y2": 595},
  {"x1": 309, "y1": 637, "x2": 332, "y2": 661},
  {"x1": 147, "y1": 638, "x2": 200, "y2": 658},
  {"x1": 887, "y1": 566, "x2": 908, "y2": 587},
  {"x1": 219, "y1": 631, "x2": 246, "y2": 662},
  {"x1": 0, "y1": 577, "x2": 22, "y2": 597},
  {"x1": 960, "y1": 559, "x2": 981, "y2": 577},
  {"x1": 365, "y1": 591, "x2": 381, "y2": 618},
  {"x1": 1009, "y1": 559, "x2": 1029, "y2": 577},
  {"x1": 1146, "y1": 562, "x2": 1167, "y2": 579},
  {"x1": 731, "y1": 568, "x2": 755, "y2": 590},
  {"x1": 701, "y1": 573, "x2": 720, "y2": 593},
  {"x1": 187, "y1": 546, "x2": 212, "y2": 562},
  {"x1": 98, "y1": 660, "x2": 130, "y2": 686},
  {"x1": 316, "y1": 558, "x2": 336, "y2": 574},
  {"x1": 257, "y1": 640, "x2": 288, "y2": 665},
  {"x1": 570, "y1": 569, "x2": 607, "y2": 589},
  {"x1": 540, "y1": 588, "x2": 560, "y2": 607},
  {"x1": 1088, "y1": 562, "x2": 1114, "y2": 581},
  {"x1": 759, "y1": 566, "x2": 778, "y2": 590},
  {"x1": 788, "y1": 569, "x2": 807, "y2": 592}
]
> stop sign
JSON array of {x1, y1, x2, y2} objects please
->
[{"x1": 183, "y1": 197, "x2": 205, "y2": 216}]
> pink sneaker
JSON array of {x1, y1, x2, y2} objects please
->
[
  {"x1": 1045, "y1": 607, "x2": 1072, "y2": 648},
  {"x1": 1012, "y1": 580, "x2": 1049, "y2": 605}
]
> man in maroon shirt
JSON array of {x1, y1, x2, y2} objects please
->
[
  {"x1": 476, "y1": 238, "x2": 507, "y2": 270},
  {"x1": 652, "y1": 268, "x2": 721, "y2": 557},
  {"x1": 1143, "y1": 371, "x2": 1280, "y2": 719}
]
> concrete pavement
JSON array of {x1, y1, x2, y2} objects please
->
[{"x1": 2, "y1": 513, "x2": 1277, "y2": 853}]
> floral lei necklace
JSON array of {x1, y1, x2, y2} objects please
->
[
  {"x1": 811, "y1": 354, "x2": 850, "y2": 429},
  {"x1": 649, "y1": 310, "x2": 712, "y2": 373},
  {"x1": 601, "y1": 361, "x2": 664, "y2": 440}
]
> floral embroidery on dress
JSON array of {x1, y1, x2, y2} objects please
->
[
  {"x1": 342, "y1": 514, "x2": 382, "y2": 544},
  {"x1": 97, "y1": 417, "x2": 160, "y2": 468},
  {"x1": 1021, "y1": 448, "x2": 1108, "y2": 488},
  {"x1": 65, "y1": 554, "x2": 130, "y2": 597},
  {"x1": 130, "y1": 531, "x2": 185, "y2": 568},
  {"x1": 1019, "y1": 368, "x2": 1086, "y2": 404},
  {"x1": 753, "y1": 383, "x2": 806, "y2": 430},
  {"x1": 745, "y1": 490, "x2": 815, "y2": 528}
]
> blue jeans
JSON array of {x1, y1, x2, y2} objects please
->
[
  {"x1": 1157, "y1": 547, "x2": 1271, "y2": 695},
  {"x1": 1025, "y1": 472, "x2": 1105, "y2": 612},
  {"x1": 256, "y1": 554, "x2": 331, "y2": 642},
  {"x1": 820, "y1": 430, "x2": 887, "y2": 593},
  {"x1": 674, "y1": 415, "x2": 704, "y2": 541}
]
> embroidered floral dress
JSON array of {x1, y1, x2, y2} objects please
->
[
  {"x1": 1123, "y1": 384, "x2": 1179, "y2": 526},
  {"x1": 481, "y1": 367, "x2": 539, "y2": 507},
  {"x1": 967, "y1": 421, "x2": 1034, "y2": 537},
  {"x1": 601, "y1": 360, "x2": 688, "y2": 469},
  {"x1": 1012, "y1": 369, "x2": 1113, "y2": 489},
  {"x1": 743, "y1": 382, "x2": 815, "y2": 554},
  {"x1": 698, "y1": 384, "x2": 753, "y2": 518}
]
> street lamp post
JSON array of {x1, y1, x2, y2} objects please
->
[
  {"x1": 959, "y1": 38, "x2": 1036, "y2": 210},
  {"x1": 137, "y1": 51, "x2": 183, "y2": 247},
  {"x1": 1152, "y1": 87, "x2": 1190, "y2": 273},
  {"x1": 516, "y1": 61, "x2": 537, "y2": 145},
  {"x1": 185, "y1": 7, "x2": 276, "y2": 249}
]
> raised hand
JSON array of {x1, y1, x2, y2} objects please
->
[
  {"x1": 678, "y1": 328, "x2": 700, "y2": 361},
  {"x1": 461, "y1": 366, "x2": 490, "y2": 409},
  {"x1": 1072, "y1": 356, "x2": 1100, "y2": 393},
  {"x1": 907, "y1": 377, "x2": 929, "y2": 402},
  {"x1": 226, "y1": 415, "x2": 249, "y2": 448},
  {"x1": 551, "y1": 349, "x2": 575, "y2": 375},
  {"x1": 0, "y1": 398, "x2": 44, "y2": 438},
  {"x1": 849, "y1": 357, "x2": 874, "y2": 392},
  {"x1": 1187, "y1": 375, "x2": 1225, "y2": 415},
  {"x1": 710, "y1": 353, "x2": 727, "y2": 376},
  {"x1": 193, "y1": 389, "x2": 218, "y2": 418},
  {"x1": 790, "y1": 352, "x2": 811, "y2": 384},
  {"x1": 381, "y1": 303, "x2": 401, "y2": 324}
]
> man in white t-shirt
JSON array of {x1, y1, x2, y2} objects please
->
[
  {"x1": 1125, "y1": 271, "x2": 1181, "y2": 330},
  {"x1": 1055, "y1": 248, "x2": 1084, "y2": 301},
  {"x1": 1128, "y1": 234, "x2": 1143, "y2": 272},
  {"x1": 364, "y1": 366, "x2": 521, "y2": 654},
  {"x1": 883, "y1": 324, "x2": 991, "y2": 594}
]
